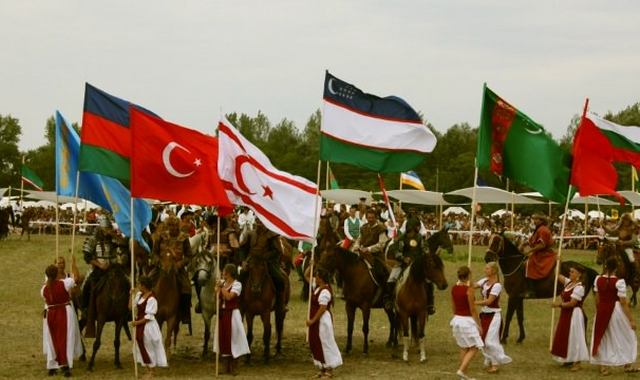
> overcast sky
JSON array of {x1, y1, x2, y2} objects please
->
[{"x1": 2, "y1": 1, "x2": 639, "y2": 152}]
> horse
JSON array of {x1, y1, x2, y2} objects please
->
[
  {"x1": 394, "y1": 230, "x2": 451, "y2": 362},
  {"x1": 86, "y1": 263, "x2": 132, "y2": 371},
  {"x1": 153, "y1": 249, "x2": 182, "y2": 360},
  {"x1": 240, "y1": 251, "x2": 290, "y2": 364},
  {"x1": 19, "y1": 207, "x2": 35, "y2": 241},
  {"x1": 0, "y1": 207, "x2": 10, "y2": 240},
  {"x1": 192, "y1": 248, "x2": 220, "y2": 359},
  {"x1": 484, "y1": 231, "x2": 598, "y2": 344},
  {"x1": 596, "y1": 238, "x2": 639, "y2": 306}
]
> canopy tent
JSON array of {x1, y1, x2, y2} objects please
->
[
  {"x1": 443, "y1": 206, "x2": 469, "y2": 216},
  {"x1": 320, "y1": 189, "x2": 372, "y2": 205},
  {"x1": 34, "y1": 200, "x2": 57, "y2": 208},
  {"x1": 59, "y1": 200, "x2": 100, "y2": 211},
  {"x1": 381, "y1": 190, "x2": 452, "y2": 206},
  {"x1": 571, "y1": 194, "x2": 617, "y2": 206},
  {"x1": 619, "y1": 191, "x2": 640, "y2": 205},
  {"x1": 491, "y1": 209, "x2": 512, "y2": 217},
  {"x1": 560, "y1": 209, "x2": 586, "y2": 220},
  {"x1": 24, "y1": 190, "x2": 78, "y2": 204},
  {"x1": 587, "y1": 210, "x2": 608, "y2": 219},
  {"x1": 446, "y1": 186, "x2": 544, "y2": 204}
]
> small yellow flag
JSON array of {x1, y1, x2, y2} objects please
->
[{"x1": 612, "y1": 209, "x2": 619, "y2": 220}]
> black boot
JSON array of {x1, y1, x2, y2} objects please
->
[
  {"x1": 384, "y1": 282, "x2": 396, "y2": 311},
  {"x1": 180, "y1": 294, "x2": 192, "y2": 324},
  {"x1": 426, "y1": 282, "x2": 435, "y2": 315}
]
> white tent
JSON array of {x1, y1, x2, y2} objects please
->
[
  {"x1": 619, "y1": 191, "x2": 640, "y2": 205},
  {"x1": 560, "y1": 209, "x2": 586, "y2": 220},
  {"x1": 447, "y1": 186, "x2": 544, "y2": 204},
  {"x1": 320, "y1": 189, "x2": 372, "y2": 205},
  {"x1": 587, "y1": 210, "x2": 608, "y2": 219},
  {"x1": 443, "y1": 206, "x2": 469, "y2": 216},
  {"x1": 491, "y1": 209, "x2": 511, "y2": 217},
  {"x1": 381, "y1": 190, "x2": 452, "y2": 205},
  {"x1": 571, "y1": 194, "x2": 617, "y2": 206},
  {"x1": 34, "y1": 200, "x2": 56, "y2": 208}
]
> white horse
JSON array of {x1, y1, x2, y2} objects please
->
[{"x1": 193, "y1": 249, "x2": 219, "y2": 358}]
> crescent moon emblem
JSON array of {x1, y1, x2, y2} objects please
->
[
  {"x1": 522, "y1": 122, "x2": 542, "y2": 135},
  {"x1": 234, "y1": 156, "x2": 257, "y2": 195},
  {"x1": 162, "y1": 142, "x2": 195, "y2": 178},
  {"x1": 327, "y1": 78, "x2": 338, "y2": 95}
]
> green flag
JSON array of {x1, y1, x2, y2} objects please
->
[
  {"x1": 22, "y1": 165, "x2": 44, "y2": 191},
  {"x1": 328, "y1": 166, "x2": 340, "y2": 190},
  {"x1": 477, "y1": 84, "x2": 572, "y2": 204}
]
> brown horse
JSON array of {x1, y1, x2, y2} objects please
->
[
  {"x1": 395, "y1": 231, "x2": 450, "y2": 362},
  {"x1": 240, "y1": 251, "x2": 290, "y2": 364},
  {"x1": 153, "y1": 251, "x2": 181, "y2": 360},
  {"x1": 596, "y1": 238, "x2": 639, "y2": 306},
  {"x1": 485, "y1": 231, "x2": 598, "y2": 344},
  {"x1": 20, "y1": 207, "x2": 34, "y2": 241},
  {"x1": 86, "y1": 263, "x2": 132, "y2": 371}
]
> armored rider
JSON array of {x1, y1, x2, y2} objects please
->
[
  {"x1": 385, "y1": 215, "x2": 436, "y2": 314},
  {"x1": 149, "y1": 216, "x2": 194, "y2": 325}
]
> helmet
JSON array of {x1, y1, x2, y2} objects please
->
[{"x1": 98, "y1": 217, "x2": 112, "y2": 229}]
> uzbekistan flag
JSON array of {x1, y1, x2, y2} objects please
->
[
  {"x1": 401, "y1": 170, "x2": 425, "y2": 191},
  {"x1": 571, "y1": 112, "x2": 640, "y2": 203},
  {"x1": 320, "y1": 71, "x2": 437, "y2": 173}
]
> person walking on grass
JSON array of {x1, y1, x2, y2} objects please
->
[{"x1": 451, "y1": 265, "x2": 483, "y2": 380}]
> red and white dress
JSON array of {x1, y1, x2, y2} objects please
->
[
  {"x1": 477, "y1": 278, "x2": 511, "y2": 367},
  {"x1": 450, "y1": 282, "x2": 484, "y2": 349},
  {"x1": 133, "y1": 292, "x2": 167, "y2": 368},
  {"x1": 590, "y1": 275, "x2": 637, "y2": 366},
  {"x1": 213, "y1": 279, "x2": 250, "y2": 358},
  {"x1": 550, "y1": 279, "x2": 588, "y2": 363},
  {"x1": 41, "y1": 278, "x2": 83, "y2": 370},
  {"x1": 309, "y1": 282, "x2": 342, "y2": 370}
]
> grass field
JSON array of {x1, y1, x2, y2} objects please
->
[{"x1": 2, "y1": 233, "x2": 639, "y2": 379}]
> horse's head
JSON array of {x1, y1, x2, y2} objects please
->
[
  {"x1": 317, "y1": 216, "x2": 340, "y2": 251},
  {"x1": 425, "y1": 251, "x2": 448, "y2": 290},
  {"x1": 485, "y1": 231, "x2": 505, "y2": 263},
  {"x1": 194, "y1": 250, "x2": 218, "y2": 285},
  {"x1": 596, "y1": 237, "x2": 616, "y2": 265},
  {"x1": 427, "y1": 228, "x2": 453, "y2": 255}
]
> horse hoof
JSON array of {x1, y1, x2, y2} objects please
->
[
  {"x1": 402, "y1": 352, "x2": 408, "y2": 362},
  {"x1": 115, "y1": 363, "x2": 123, "y2": 369},
  {"x1": 420, "y1": 355, "x2": 427, "y2": 362}
]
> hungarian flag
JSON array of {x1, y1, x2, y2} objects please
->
[
  {"x1": 571, "y1": 112, "x2": 640, "y2": 203},
  {"x1": 130, "y1": 109, "x2": 233, "y2": 213},
  {"x1": 22, "y1": 165, "x2": 44, "y2": 191},
  {"x1": 477, "y1": 84, "x2": 572, "y2": 204},
  {"x1": 218, "y1": 116, "x2": 321, "y2": 241},
  {"x1": 56, "y1": 111, "x2": 152, "y2": 251},
  {"x1": 79, "y1": 83, "x2": 158, "y2": 182},
  {"x1": 320, "y1": 71, "x2": 437, "y2": 173},
  {"x1": 401, "y1": 170, "x2": 425, "y2": 191}
]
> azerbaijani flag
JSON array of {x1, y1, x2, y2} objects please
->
[
  {"x1": 320, "y1": 71, "x2": 437, "y2": 173},
  {"x1": 401, "y1": 170, "x2": 425, "y2": 191},
  {"x1": 571, "y1": 112, "x2": 640, "y2": 203},
  {"x1": 477, "y1": 84, "x2": 572, "y2": 204},
  {"x1": 79, "y1": 83, "x2": 158, "y2": 182}
]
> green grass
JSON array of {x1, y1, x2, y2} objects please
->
[{"x1": 2, "y1": 234, "x2": 638, "y2": 379}]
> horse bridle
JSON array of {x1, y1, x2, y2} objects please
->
[{"x1": 488, "y1": 233, "x2": 526, "y2": 277}]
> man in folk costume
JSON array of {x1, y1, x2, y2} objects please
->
[
  {"x1": 342, "y1": 204, "x2": 361, "y2": 250},
  {"x1": 81, "y1": 216, "x2": 123, "y2": 338},
  {"x1": 325, "y1": 201, "x2": 340, "y2": 237},
  {"x1": 352, "y1": 208, "x2": 389, "y2": 303},
  {"x1": 149, "y1": 216, "x2": 194, "y2": 325},
  {"x1": 246, "y1": 218, "x2": 287, "y2": 301},
  {"x1": 519, "y1": 213, "x2": 557, "y2": 298},
  {"x1": 602, "y1": 212, "x2": 640, "y2": 286},
  {"x1": 384, "y1": 215, "x2": 436, "y2": 314}
]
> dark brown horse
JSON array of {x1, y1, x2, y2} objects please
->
[
  {"x1": 240, "y1": 251, "x2": 290, "y2": 363},
  {"x1": 395, "y1": 231, "x2": 450, "y2": 362},
  {"x1": 20, "y1": 207, "x2": 34, "y2": 241},
  {"x1": 86, "y1": 263, "x2": 131, "y2": 371},
  {"x1": 485, "y1": 231, "x2": 598, "y2": 344},
  {"x1": 596, "y1": 238, "x2": 639, "y2": 306},
  {"x1": 153, "y1": 251, "x2": 181, "y2": 360}
]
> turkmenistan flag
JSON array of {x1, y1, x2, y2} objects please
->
[
  {"x1": 320, "y1": 71, "x2": 437, "y2": 173},
  {"x1": 79, "y1": 83, "x2": 158, "y2": 182},
  {"x1": 22, "y1": 165, "x2": 44, "y2": 191},
  {"x1": 477, "y1": 84, "x2": 572, "y2": 204},
  {"x1": 328, "y1": 165, "x2": 340, "y2": 189},
  {"x1": 571, "y1": 112, "x2": 640, "y2": 204}
]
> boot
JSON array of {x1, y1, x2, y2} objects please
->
[
  {"x1": 230, "y1": 357, "x2": 239, "y2": 376},
  {"x1": 524, "y1": 278, "x2": 536, "y2": 299},
  {"x1": 426, "y1": 282, "x2": 435, "y2": 315},
  {"x1": 180, "y1": 294, "x2": 192, "y2": 325},
  {"x1": 220, "y1": 356, "x2": 231, "y2": 374},
  {"x1": 384, "y1": 282, "x2": 396, "y2": 311}
]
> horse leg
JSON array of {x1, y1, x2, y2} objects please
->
[
  {"x1": 274, "y1": 304, "x2": 285, "y2": 355},
  {"x1": 418, "y1": 314, "x2": 427, "y2": 362},
  {"x1": 261, "y1": 311, "x2": 271, "y2": 363},
  {"x1": 400, "y1": 314, "x2": 410, "y2": 362},
  {"x1": 345, "y1": 303, "x2": 356, "y2": 354},
  {"x1": 361, "y1": 306, "x2": 371, "y2": 356},
  {"x1": 384, "y1": 308, "x2": 397, "y2": 348},
  {"x1": 202, "y1": 318, "x2": 211, "y2": 360},
  {"x1": 87, "y1": 320, "x2": 105, "y2": 372},
  {"x1": 113, "y1": 319, "x2": 123, "y2": 369},
  {"x1": 501, "y1": 296, "x2": 516, "y2": 344},
  {"x1": 245, "y1": 314, "x2": 254, "y2": 365},
  {"x1": 516, "y1": 297, "x2": 525, "y2": 343}
]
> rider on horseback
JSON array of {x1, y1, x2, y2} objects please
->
[
  {"x1": 519, "y1": 213, "x2": 557, "y2": 298},
  {"x1": 352, "y1": 208, "x2": 389, "y2": 304},
  {"x1": 148, "y1": 216, "x2": 194, "y2": 325},
  {"x1": 602, "y1": 212, "x2": 640, "y2": 286},
  {"x1": 81, "y1": 216, "x2": 121, "y2": 337},
  {"x1": 246, "y1": 218, "x2": 286, "y2": 294},
  {"x1": 385, "y1": 215, "x2": 436, "y2": 314}
]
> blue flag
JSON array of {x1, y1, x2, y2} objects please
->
[{"x1": 56, "y1": 111, "x2": 152, "y2": 251}]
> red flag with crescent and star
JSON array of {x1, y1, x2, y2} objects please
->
[
  {"x1": 130, "y1": 108, "x2": 233, "y2": 214},
  {"x1": 218, "y1": 116, "x2": 321, "y2": 241}
]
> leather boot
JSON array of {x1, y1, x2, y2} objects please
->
[
  {"x1": 180, "y1": 294, "x2": 192, "y2": 325},
  {"x1": 384, "y1": 282, "x2": 396, "y2": 311},
  {"x1": 220, "y1": 356, "x2": 230, "y2": 374},
  {"x1": 230, "y1": 357, "x2": 239, "y2": 376},
  {"x1": 426, "y1": 282, "x2": 435, "y2": 315}
]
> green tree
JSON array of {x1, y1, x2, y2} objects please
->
[{"x1": 0, "y1": 114, "x2": 22, "y2": 188}]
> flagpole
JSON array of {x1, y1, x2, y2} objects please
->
[
  {"x1": 69, "y1": 171, "x2": 81, "y2": 264},
  {"x1": 583, "y1": 198, "x2": 589, "y2": 250},
  {"x1": 55, "y1": 193, "x2": 60, "y2": 262},
  {"x1": 467, "y1": 165, "x2": 479, "y2": 267},
  {"x1": 398, "y1": 174, "x2": 403, "y2": 211},
  {"x1": 307, "y1": 160, "x2": 323, "y2": 342},
  {"x1": 215, "y1": 215, "x2": 221, "y2": 376},
  {"x1": 550, "y1": 184, "x2": 573, "y2": 349},
  {"x1": 129, "y1": 197, "x2": 138, "y2": 380},
  {"x1": 20, "y1": 156, "x2": 25, "y2": 211},
  {"x1": 325, "y1": 163, "x2": 329, "y2": 208}
]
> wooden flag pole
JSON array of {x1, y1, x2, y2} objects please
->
[
  {"x1": 307, "y1": 160, "x2": 323, "y2": 342},
  {"x1": 467, "y1": 165, "x2": 479, "y2": 267}
]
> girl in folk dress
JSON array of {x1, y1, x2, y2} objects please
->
[
  {"x1": 42, "y1": 262, "x2": 83, "y2": 377},
  {"x1": 550, "y1": 265, "x2": 589, "y2": 371},
  {"x1": 305, "y1": 265, "x2": 342, "y2": 379},
  {"x1": 590, "y1": 257, "x2": 639, "y2": 376},
  {"x1": 451, "y1": 266, "x2": 484, "y2": 380},
  {"x1": 129, "y1": 276, "x2": 167, "y2": 380},
  {"x1": 214, "y1": 263, "x2": 250, "y2": 375},
  {"x1": 475, "y1": 262, "x2": 512, "y2": 373}
]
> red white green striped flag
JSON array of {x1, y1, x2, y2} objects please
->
[
  {"x1": 22, "y1": 165, "x2": 44, "y2": 191},
  {"x1": 571, "y1": 112, "x2": 640, "y2": 203}
]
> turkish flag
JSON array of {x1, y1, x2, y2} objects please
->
[
  {"x1": 218, "y1": 117, "x2": 321, "y2": 240},
  {"x1": 130, "y1": 109, "x2": 233, "y2": 214}
]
